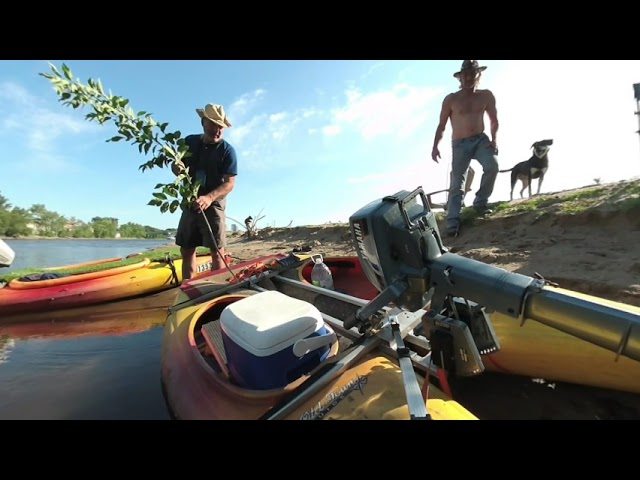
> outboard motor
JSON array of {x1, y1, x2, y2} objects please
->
[
  {"x1": 347, "y1": 187, "x2": 502, "y2": 377},
  {"x1": 0, "y1": 239, "x2": 15, "y2": 268},
  {"x1": 348, "y1": 185, "x2": 640, "y2": 377}
]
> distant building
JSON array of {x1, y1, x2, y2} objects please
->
[{"x1": 231, "y1": 224, "x2": 238, "y2": 232}]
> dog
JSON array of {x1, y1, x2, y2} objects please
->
[{"x1": 499, "y1": 139, "x2": 553, "y2": 200}]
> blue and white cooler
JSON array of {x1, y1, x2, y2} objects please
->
[{"x1": 220, "y1": 290, "x2": 337, "y2": 390}]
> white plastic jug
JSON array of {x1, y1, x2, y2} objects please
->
[{"x1": 310, "y1": 254, "x2": 334, "y2": 290}]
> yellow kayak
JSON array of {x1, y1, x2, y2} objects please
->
[
  {"x1": 484, "y1": 287, "x2": 640, "y2": 394},
  {"x1": 161, "y1": 255, "x2": 477, "y2": 420},
  {"x1": 293, "y1": 256, "x2": 640, "y2": 395},
  {"x1": 286, "y1": 355, "x2": 476, "y2": 420}
]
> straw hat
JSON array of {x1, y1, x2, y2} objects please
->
[{"x1": 196, "y1": 103, "x2": 232, "y2": 128}]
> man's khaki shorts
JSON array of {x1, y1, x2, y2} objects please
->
[{"x1": 175, "y1": 200, "x2": 227, "y2": 250}]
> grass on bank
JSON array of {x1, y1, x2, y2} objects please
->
[{"x1": 435, "y1": 179, "x2": 640, "y2": 227}]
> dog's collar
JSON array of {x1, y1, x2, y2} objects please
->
[{"x1": 533, "y1": 146, "x2": 550, "y2": 158}]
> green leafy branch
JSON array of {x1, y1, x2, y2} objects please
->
[{"x1": 39, "y1": 62, "x2": 200, "y2": 214}]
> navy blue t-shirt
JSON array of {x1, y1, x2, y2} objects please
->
[{"x1": 183, "y1": 134, "x2": 238, "y2": 197}]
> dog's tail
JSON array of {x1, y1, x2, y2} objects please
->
[{"x1": 499, "y1": 168, "x2": 513, "y2": 173}]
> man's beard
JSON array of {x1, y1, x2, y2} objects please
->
[{"x1": 203, "y1": 131, "x2": 222, "y2": 143}]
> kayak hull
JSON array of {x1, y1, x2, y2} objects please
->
[
  {"x1": 0, "y1": 255, "x2": 214, "y2": 323},
  {"x1": 161, "y1": 255, "x2": 477, "y2": 420}
]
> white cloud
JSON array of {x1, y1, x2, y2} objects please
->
[
  {"x1": 269, "y1": 112, "x2": 287, "y2": 123},
  {"x1": 226, "y1": 113, "x2": 267, "y2": 148},
  {"x1": 361, "y1": 62, "x2": 385, "y2": 80},
  {"x1": 0, "y1": 81, "x2": 99, "y2": 172},
  {"x1": 269, "y1": 111, "x2": 301, "y2": 142},
  {"x1": 0, "y1": 82, "x2": 97, "y2": 143},
  {"x1": 322, "y1": 125, "x2": 341, "y2": 137},
  {"x1": 228, "y1": 107, "x2": 315, "y2": 163},
  {"x1": 302, "y1": 108, "x2": 319, "y2": 118},
  {"x1": 0, "y1": 82, "x2": 34, "y2": 105},
  {"x1": 225, "y1": 80, "x2": 446, "y2": 174},
  {"x1": 225, "y1": 90, "x2": 270, "y2": 149},
  {"x1": 330, "y1": 83, "x2": 444, "y2": 140},
  {"x1": 1, "y1": 117, "x2": 21, "y2": 129},
  {"x1": 226, "y1": 89, "x2": 306, "y2": 151},
  {"x1": 228, "y1": 89, "x2": 266, "y2": 119}
]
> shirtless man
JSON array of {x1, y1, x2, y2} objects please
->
[{"x1": 431, "y1": 60, "x2": 500, "y2": 237}]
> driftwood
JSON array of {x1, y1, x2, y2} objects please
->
[{"x1": 228, "y1": 209, "x2": 266, "y2": 240}]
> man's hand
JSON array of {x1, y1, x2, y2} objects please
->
[
  {"x1": 194, "y1": 194, "x2": 214, "y2": 212},
  {"x1": 431, "y1": 147, "x2": 441, "y2": 163},
  {"x1": 486, "y1": 140, "x2": 498, "y2": 154}
]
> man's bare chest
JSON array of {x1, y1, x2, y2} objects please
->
[{"x1": 451, "y1": 95, "x2": 487, "y2": 116}]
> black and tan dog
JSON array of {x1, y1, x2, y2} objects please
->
[{"x1": 499, "y1": 139, "x2": 553, "y2": 200}]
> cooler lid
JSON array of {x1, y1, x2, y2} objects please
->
[{"x1": 220, "y1": 290, "x2": 324, "y2": 356}]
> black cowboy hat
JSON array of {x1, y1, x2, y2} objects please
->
[{"x1": 453, "y1": 60, "x2": 488, "y2": 78}]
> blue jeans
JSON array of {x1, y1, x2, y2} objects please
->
[{"x1": 447, "y1": 133, "x2": 499, "y2": 229}]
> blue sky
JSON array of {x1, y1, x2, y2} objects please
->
[{"x1": 1, "y1": 60, "x2": 639, "y2": 231}]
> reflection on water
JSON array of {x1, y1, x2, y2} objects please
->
[
  {"x1": 0, "y1": 337, "x2": 15, "y2": 364},
  {"x1": 0, "y1": 309, "x2": 171, "y2": 420}
]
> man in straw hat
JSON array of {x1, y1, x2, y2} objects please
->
[
  {"x1": 431, "y1": 60, "x2": 500, "y2": 237},
  {"x1": 171, "y1": 103, "x2": 238, "y2": 280}
]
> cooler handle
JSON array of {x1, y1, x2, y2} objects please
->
[{"x1": 293, "y1": 332, "x2": 337, "y2": 358}]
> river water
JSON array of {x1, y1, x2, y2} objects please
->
[
  {"x1": 0, "y1": 239, "x2": 174, "y2": 420},
  {"x1": 2, "y1": 238, "x2": 171, "y2": 273}
]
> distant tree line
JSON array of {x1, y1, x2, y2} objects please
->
[{"x1": 0, "y1": 192, "x2": 169, "y2": 239}]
